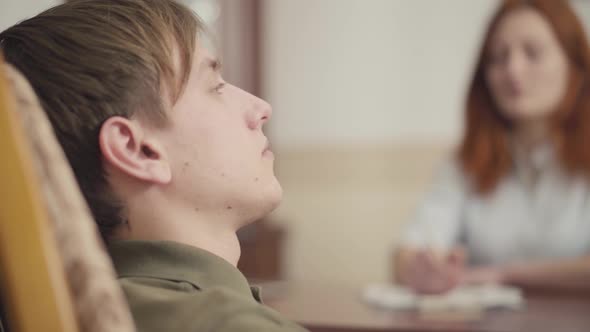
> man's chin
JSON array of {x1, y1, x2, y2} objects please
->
[
  {"x1": 259, "y1": 184, "x2": 283, "y2": 217},
  {"x1": 241, "y1": 185, "x2": 283, "y2": 225}
]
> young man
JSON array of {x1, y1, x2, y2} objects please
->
[{"x1": 0, "y1": 1, "x2": 306, "y2": 331}]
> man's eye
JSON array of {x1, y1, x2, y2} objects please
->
[{"x1": 214, "y1": 82, "x2": 226, "y2": 94}]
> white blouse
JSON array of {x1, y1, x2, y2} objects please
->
[{"x1": 400, "y1": 145, "x2": 590, "y2": 266}]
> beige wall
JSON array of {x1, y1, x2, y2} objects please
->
[
  {"x1": 260, "y1": 0, "x2": 590, "y2": 286},
  {"x1": 0, "y1": 0, "x2": 59, "y2": 31},
  {"x1": 575, "y1": 0, "x2": 590, "y2": 31},
  {"x1": 270, "y1": 144, "x2": 452, "y2": 285},
  {"x1": 260, "y1": 0, "x2": 496, "y2": 286},
  {"x1": 261, "y1": 0, "x2": 498, "y2": 148}
]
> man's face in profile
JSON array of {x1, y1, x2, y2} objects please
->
[{"x1": 153, "y1": 44, "x2": 283, "y2": 226}]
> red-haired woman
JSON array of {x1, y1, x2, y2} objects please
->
[{"x1": 395, "y1": 0, "x2": 590, "y2": 294}]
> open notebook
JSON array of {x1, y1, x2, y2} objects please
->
[{"x1": 363, "y1": 283, "x2": 524, "y2": 313}]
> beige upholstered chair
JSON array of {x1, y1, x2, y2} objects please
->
[{"x1": 0, "y1": 57, "x2": 135, "y2": 332}]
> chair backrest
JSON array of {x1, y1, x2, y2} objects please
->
[{"x1": 0, "y1": 57, "x2": 136, "y2": 332}]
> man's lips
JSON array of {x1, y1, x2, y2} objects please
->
[{"x1": 262, "y1": 141, "x2": 273, "y2": 157}]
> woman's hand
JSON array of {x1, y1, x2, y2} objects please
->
[
  {"x1": 461, "y1": 266, "x2": 506, "y2": 285},
  {"x1": 401, "y1": 247, "x2": 466, "y2": 294}
]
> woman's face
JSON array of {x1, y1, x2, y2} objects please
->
[{"x1": 485, "y1": 7, "x2": 569, "y2": 123}]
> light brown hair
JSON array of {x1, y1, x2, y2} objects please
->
[
  {"x1": 459, "y1": 0, "x2": 590, "y2": 193},
  {"x1": 0, "y1": 0, "x2": 204, "y2": 242}
]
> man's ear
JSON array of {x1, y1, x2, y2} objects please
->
[{"x1": 99, "y1": 116, "x2": 171, "y2": 185}]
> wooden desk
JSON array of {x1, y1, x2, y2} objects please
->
[{"x1": 262, "y1": 282, "x2": 590, "y2": 332}]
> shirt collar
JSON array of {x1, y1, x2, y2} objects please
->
[
  {"x1": 511, "y1": 140, "x2": 555, "y2": 182},
  {"x1": 108, "y1": 240, "x2": 261, "y2": 302}
]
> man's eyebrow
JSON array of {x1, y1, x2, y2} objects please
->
[
  {"x1": 209, "y1": 58, "x2": 222, "y2": 72},
  {"x1": 197, "y1": 57, "x2": 223, "y2": 76},
  {"x1": 205, "y1": 58, "x2": 222, "y2": 73}
]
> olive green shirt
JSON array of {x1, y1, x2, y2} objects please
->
[{"x1": 109, "y1": 240, "x2": 307, "y2": 332}]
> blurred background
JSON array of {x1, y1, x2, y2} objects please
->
[{"x1": 3, "y1": 0, "x2": 590, "y2": 287}]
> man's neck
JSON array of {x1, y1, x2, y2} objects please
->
[{"x1": 121, "y1": 203, "x2": 243, "y2": 266}]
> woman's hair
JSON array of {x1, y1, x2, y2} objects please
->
[{"x1": 458, "y1": 0, "x2": 590, "y2": 193}]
